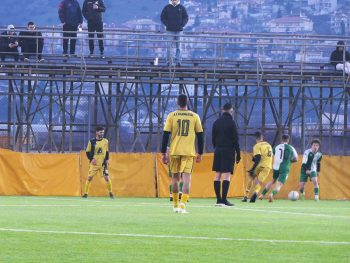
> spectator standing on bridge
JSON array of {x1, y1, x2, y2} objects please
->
[
  {"x1": 19, "y1": 22, "x2": 44, "y2": 62},
  {"x1": 161, "y1": 0, "x2": 188, "y2": 67},
  {"x1": 0, "y1": 25, "x2": 19, "y2": 64},
  {"x1": 330, "y1": 41, "x2": 350, "y2": 74},
  {"x1": 58, "y1": 0, "x2": 83, "y2": 57},
  {"x1": 82, "y1": 0, "x2": 106, "y2": 58},
  {"x1": 211, "y1": 103, "x2": 241, "y2": 207}
]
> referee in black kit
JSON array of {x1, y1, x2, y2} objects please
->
[{"x1": 212, "y1": 103, "x2": 241, "y2": 207}]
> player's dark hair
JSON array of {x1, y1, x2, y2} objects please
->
[
  {"x1": 254, "y1": 131, "x2": 263, "y2": 139},
  {"x1": 311, "y1": 139, "x2": 321, "y2": 146},
  {"x1": 96, "y1": 126, "x2": 104, "y2": 132},
  {"x1": 223, "y1": 103, "x2": 233, "y2": 111},
  {"x1": 282, "y1": 134, "x2": 290, "y2": 142},
  {"x1": 27, "y1": 21, "x2": 35, "y2": 26},
  {"x1": 177, "y1": 94, "x2": 188, "y2": 108}
]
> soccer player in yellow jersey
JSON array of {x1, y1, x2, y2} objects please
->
[
  {"x1": 247, "y1": 131, "x2": 273, "y2": 203},
  {"x1": 161, "y1": 94, "x2": 204, "y2": 213},
  {"x1": 82, "y1": 126, "x2": 114, "y2": 199}
]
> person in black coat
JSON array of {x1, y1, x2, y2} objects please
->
[
  {"x1": 58, "y1": 0, "x2": 83, "y2": 56},
  {"x1": 212, "y1": 103, "x2": 241, "y2": 207},
  {"x1": 330, "y1": 40, "x2": 350, "y2": 74},
  {"x1": 160, "y1": 0, "x2": 188, "y2": 66},
  {"x1": 0, "y1": 25, "x2": 19, "y2": 63},
  {"x1": 19, "y1": 22, "x2": 44, "y2": 62},
  {"x1": 82, "y1": 0, "x2": 106, "y2": 58}
]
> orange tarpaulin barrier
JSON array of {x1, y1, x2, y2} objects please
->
[
  {"x1": 0, "y1": 149, "x2": 80, "y2": 196},
  {"x1": 80, "y1": 152, "x2": 156, "y2": 197},
  {"x1": 0, "y1": 148, "x2": 349, "y2": 200}
]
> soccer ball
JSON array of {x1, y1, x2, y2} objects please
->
[{"x1": 288, "y1": 191, "x2": 299, "y2": 201}]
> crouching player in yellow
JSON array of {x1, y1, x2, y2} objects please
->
[
  {"x1": 82, "y1": 126, "x2": 114, "y2": 199},
  {"x1": 247, "y1": 131, "x2": 273, "y2": 203},
  {"x1": 161, "y1": 94, "x2": 204, "y2": 213}
]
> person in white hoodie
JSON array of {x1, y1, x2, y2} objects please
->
[{"x1": 161, "y1": 0, "x2": 188, "y2": 66}]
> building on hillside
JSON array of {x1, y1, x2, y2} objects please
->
[{"x1": 266, "y1": 15, "x2": 314, "y2": 33}]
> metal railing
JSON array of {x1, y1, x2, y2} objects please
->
[{"x1": 0, "y1": 28, "x2": 349, "y2": 155}]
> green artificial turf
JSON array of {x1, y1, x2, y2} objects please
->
[{"x1": 0, "y1": 197, "x2": 349, "y2": 263}]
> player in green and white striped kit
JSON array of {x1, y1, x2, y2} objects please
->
[
  {"x1": 259, "y1": 135, "x2": 298, "y2": 202},
  {"x1": 299, "y1": 139, "x2": 322, "y2": 201}
]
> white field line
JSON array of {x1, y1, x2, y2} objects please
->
[
  {"x1": 6, "y1": 196, "x2": 350, "y2": 209},
  {"x1": 11, "y1": 196, "x2": 350, "y2": 210},
  {"x1": 1, "y1": 202, "x2": 350, "y2": 220},
  {"x1": 0, "y1": 227, "x2": 349, "y2": 246}
]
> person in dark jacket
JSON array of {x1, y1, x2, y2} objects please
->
[
  {"x1": 82, "y1": 0, "x2": 106, "y2": 58},
  {"x1": 58, "y1": 0, "x2": 83, "y2": 56},
  {"x1": 212, "y1": 103, "x2": 241, "y2": 207},
  {"x1": 161, "y1": 0, "x2": 188, "y2": 66},
  {"x1": 19, "y1": 22, "x2": 44, "y2": 62},
  {"x1": 0, "y1": 25, "x2": 19, "y2": 63},
  {"x1": 330, "y1": 40, "x2": 350, "y2": 74}
]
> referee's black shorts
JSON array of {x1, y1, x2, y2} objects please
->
[{"x1": 212, "y1": 147, "x2": 235, "y2": 174}]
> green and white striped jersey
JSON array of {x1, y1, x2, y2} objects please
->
[
  {"x1": 302, "y1": 149, "x2": 322, "y2": 173},
  {"x1": 273, "y1": 143, "x2": 298, "y2": 173}
]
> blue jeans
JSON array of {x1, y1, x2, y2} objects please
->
[{"x1": 166, "y1": 31, "x2": 182, "y2": 64}]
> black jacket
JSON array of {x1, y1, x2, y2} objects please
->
[
  {"x1": 0, "y1": 31, "x2": 18, "y2": 50},
  {"x1": 19, "y1": 31, "x2": 44, "y2": 50},
  {"x1": 58, "y1": 0, "x2": 83, "y2": 26},
  {"x1": 330, "y1": 47, "x2": 350, "y2": 67},
  {"x1": 161, "y1": 3, "x2": 188, "y2": 32},
  {"x1": 212, "y1": 112, "x2": 241, "y2": 157},
  {"x1": 82, "y1": 0, "x2": 106, "y2": 23}
]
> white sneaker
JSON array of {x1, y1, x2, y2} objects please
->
[
  {"x1": 315, "y1": 195, "x2": 319, "y2": 201},
  {"x1": 37, "y1": 58, "x2": 45, "y2": 63},
  {"x1": 178, "y1": 202, "x2": 188, "y2": 213},
  {"x1": 173, "y1": 206, "x2": 181, "y2": 213},
  {"x1": 24, "y1": 58, "x2": 30, "y2": 62},
  {"x1": 179, "y1": 208, "x2": 189, "y2": 214}
]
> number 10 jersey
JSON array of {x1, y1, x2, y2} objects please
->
[{"x1": 164, "y1": 110, "x2": 203, "y2": 157}]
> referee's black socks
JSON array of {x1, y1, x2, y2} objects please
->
[
  {"x1": 222, "y1": 180, "x2": 230, "y2": 202},
  {"x1": 214, "y1": 181, "x2": 221, "y2": 203}
]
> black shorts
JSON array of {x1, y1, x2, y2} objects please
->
[{"x1": 212, "y1": 147, "x2": 235, "y2": 174}]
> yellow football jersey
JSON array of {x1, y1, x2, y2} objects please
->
[
  {"x1": 164, "y1": 110, "x2": 203, "y2": 157},
  {"x1": 86, "y1": 138, "x2": 109, "y2": 166},
  {"x1": 253, "y1": 141, "x2": 273, "y2": 169}
]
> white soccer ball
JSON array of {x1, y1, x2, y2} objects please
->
[{"x1": 288, "y1": 191, "x2": 299, "y2": 201}]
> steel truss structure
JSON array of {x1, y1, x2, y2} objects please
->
[
  {"x1": 0, "y1": 30, "x2": 349, "y2": 155},
  {"x1": 0, "y1": 60, "x2": 348, "y2": 155}
]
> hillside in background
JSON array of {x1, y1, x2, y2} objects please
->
[{"x1": 0, "y1": 0, "x2": 165, "y2": 27}]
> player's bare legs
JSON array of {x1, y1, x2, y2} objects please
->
[
  {"x1": 171, "y1": 172, "x2": 181, "y2": 210},
  {"x1": 299, "y1": 182, "x2": 306, "y2": 200},
  {"x1": 311, "y1": 177, "x2": 319, "y2": 201},
  {"x1": 259, "y1": 179, "x2": 276, "y2": 200},
  {"x1": 269, "y1": 181, "x2": 284, "y2": 202}
]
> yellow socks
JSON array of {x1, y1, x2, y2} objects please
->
[
  {"x1": 180, "y1": 193, "x2": 189, "y2": 209},
  {"x1": 254, "y1": 184, "x2": 262, "y2": 195},
  {"x1": 84, "y1": 181, "x2": 92, "y2": 194},
  {"x1": 172, "y1": 192, "x2": 179, "y2": 208},
  {"x1": 107, "y1": 180, "x2": 113, "y2": 192}
]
